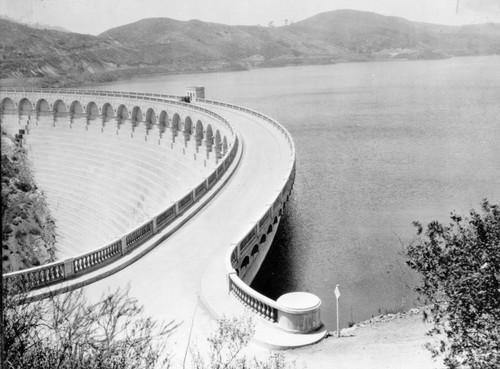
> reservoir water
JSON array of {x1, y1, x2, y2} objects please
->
[{"x1": 88, "y1": 56, "x2": 500, "y2": 329}]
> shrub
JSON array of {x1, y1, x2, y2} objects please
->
[
  {"x1": 406, "y1": 200, "x2": 500, "y2": 369},
  {"x1": 29, "y1": 227, "x2": 42, "y2": 236},
  {"x1": 2, "y1": 284, "x2": 178, "y2": 369},
  {"x1": 190, "y1": 315, "x2": 298, "y2": 369}
]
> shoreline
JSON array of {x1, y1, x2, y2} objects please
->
[{"x1": 2, "y1": 54, "x2": 492, "y2": 90}]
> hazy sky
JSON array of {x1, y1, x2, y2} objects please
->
[{"x1": 1, "y1": 0, "x2": 499, "y2": 35}]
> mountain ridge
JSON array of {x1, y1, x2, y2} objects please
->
[{"x1": 1, "y1": 9, "x2": 499, "y2": 87}]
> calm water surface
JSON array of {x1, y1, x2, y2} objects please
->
[{"x1": 89, "y1": 56, "x2": 500, "y2": 329}]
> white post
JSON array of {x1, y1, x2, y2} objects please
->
[
  {"x1": 334, "y1": 284, "x2": 341, "y2": 338},
  {"x1": 336, "y1": 296, "x2": 340, "y2": 338}
]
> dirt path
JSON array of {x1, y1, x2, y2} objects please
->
[{"x1": 246, "y1": 309, "x2": 444, "y2": 369}]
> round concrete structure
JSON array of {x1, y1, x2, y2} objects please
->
[{"x1": 276, "y1": 292, "x2": 322, "y2": 333}]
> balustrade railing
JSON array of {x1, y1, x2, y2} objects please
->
[
  {"x1": 126, "y1": 221, "x2": 154, "y2": 250},
  {"x1": 73, "y1": 239, "x2": 122, "y2": 274},
  {"x1": 156, "y1": 205, "x2": 176, "y2": 230},
  {"x1": 197, "y1": 98, "x2": 303, "y2": 329},
  {"x1": 1, "y1": 89, "x2": 240, "y2": 292}
]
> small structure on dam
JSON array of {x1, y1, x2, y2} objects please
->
[{"x1": 186, "y1": 86, "x2": 205, "y2": 102}]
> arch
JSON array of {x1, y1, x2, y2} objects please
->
[
  {"x1": 145, "y1": 108, "x2": 156, "y2": 123},
  {"x1": 102, "y1": 103, "x2": 114, "y2": 122},
  {"x1": 214, "y1": 129, "x2": 222, "y2": 158},
  {"x1": 251, "y1": 244, "x2": 259, "y2": 256},
  {"x1": 260, "y1": 234, "x2": 267, "y2": 244},
  {"x1": 241, "y1": 256, "x2": 250, "y2": 269},
  {"x1": 116, "y1": 104, "x2": 129, "y2": 120},
  {"x1": 267, "y1": 224, "x2": 273, "y2": 234},
  {"x1": 70, "y1": 101, "x2": 84, "y2": 117},
  {"x1": 18, "y1": 98, "x2": 33, "y2": 115},
  {"x1": 36, "y1": 99, "x2": 51, "y2": 116},
  {"x1": 184, "y1": 116, "x2": 193, "y2": 134},
  {"x1": 273, "y1": 216, "x2": 278, "y2": 225},
  {"x1": 132, "y1": 106, "x2": 143, "y2": 124},
  {"x1": 0, "y1": 97, "x2": 16, "y2": 115},
  {"x1": 183, "y1": 116, "x2": 193, "y2": 143},
  {"x1": 195, "y1": 120, "x2": 204, "y2": 147},
  {"x1": 279, "y1": 208, "x2": 283, "y2": 216},
  {"x1": 145, "y1": 108, "x2": 156, "y2": 133},
  {"x1": 171, "y1": 113, "x2": 180, "y2": 136},
  {"x1": 205, "y1": 124, "x2": 214, "y2": 151},
  {"x1": 53, "y1": 100, "x2": 68, "y2": 117},
  {"x1": 159, "y1": 110, "x2": 168, "y2": 134},
  {"x1": 223, "y1": 136, "x2": 228, "y2": 155},
  {"x1": 86, "y1": 101, "x2": 99, "y2": 120}
]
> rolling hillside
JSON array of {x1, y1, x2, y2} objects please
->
[{"x1": 1, "y1": 9, "x2": 499, "y2": 87}]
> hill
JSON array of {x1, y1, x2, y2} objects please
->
[{"x1": 1, "y1": 10, "x2": 499, "y2": 87}]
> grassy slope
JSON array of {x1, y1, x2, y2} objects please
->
[
  {"x1": 1, "y1": 130, "x2": 56, "y2": 272},
  {"x1": 1, "y1": 10, "x2": 499, "y2": 87}
]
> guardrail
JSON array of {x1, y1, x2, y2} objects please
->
[
  {"x1": 1, "y1": 89, "x2": 239, "y2": 291},
  {"x1": 194, "y1": 98, "x2": 316, "y2": 331}
]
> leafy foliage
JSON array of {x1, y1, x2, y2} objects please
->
[
  {"x1": 2, "y1": 284, "x2": 177, "y2": 369},
  {"x1": 190, "y1": 315, "x2": 298, "y2": 369},
  {"x1": 406, "y1": 200, "x2": 500, "y2": 369}
]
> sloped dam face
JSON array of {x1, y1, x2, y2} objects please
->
[{"x1": 1, "y1": 95, "x2": 230, "y2": 258}]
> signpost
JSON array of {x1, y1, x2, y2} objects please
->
[{"x1": 334, "y1": 284, "x2": 341, "y2": 337}]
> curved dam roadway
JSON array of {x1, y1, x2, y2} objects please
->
[{"x1": 61, "y1": 101, "x2": 297, "y2": 360}]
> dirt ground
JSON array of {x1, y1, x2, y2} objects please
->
[{"x1": 248, "y1": 309, "x2": 444, "y2": 369}]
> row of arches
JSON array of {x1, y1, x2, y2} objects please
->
[
  {"x1": 1, "y1": 97, "x2": 230, "y2": 157},
  {"x1": 236, "y1": 215, "x2": 280, "y2": 275}
]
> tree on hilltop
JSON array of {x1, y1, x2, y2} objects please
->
[{"x1": 406, "y1": 200, "x2": 500, "y2": 369}]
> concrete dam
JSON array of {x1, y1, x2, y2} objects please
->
[{"x1": 1, "y1": 88, "x2": 326, "y2": 353}]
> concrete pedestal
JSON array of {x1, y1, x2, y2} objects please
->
[{"x1": 277, "y1": 292, "x2": 322, "y2": 333}]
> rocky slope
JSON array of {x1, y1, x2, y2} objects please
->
[
  {"x1": 1, "y1": 9, "x2": 499, "y2": 87},
  {"x1": 1, "y1": 130, "x2": 56, "y2": 273}
]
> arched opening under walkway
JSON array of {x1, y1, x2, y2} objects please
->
[
  {"x1": 19, "y1": 98, "x2": 33, "y2": 116},
  {"x1": 145, "y1": 108, "x2": 156, "y2": 133},
  {"x1": 0, "y1": 98, "x2": 16, "y2": 115},
  {"x1": 53, "y1": 100, "x2": 68, "y2": 118},
  {"x1": 36, "y1": 99, "x2": 51, "y2": 117},
  {"x1": 116, "y1": 105, "x2": 129, "y2": 128},
  {"x1": 131, "y1": 106, "x2": 143, "y2": 129},
  {"x1": 102, "y1": 103, "x2": 114, "y2": 123},
  {"x1": 70, "y1": 101, "x2": 84, "y2": 119},
  {"x1": 215, "y1": 130, "x2": 222, "y2": 159},
  {"x1": 171, "y1": 113, "x2": 180, "y2": 137},
  {"x1": 86, "y1": 101, "x2": 99, "y2": 121},
  {"x1": 159, "y1": 111, "x2": 168, "y2": 135},
  {"x1": 195, "y1": 120, "x2": 204, "y2": 149},
  {"x1": 251, "y1": 244, "x2": 259, "y2": 257},
  {"x1": 206, "y1": 124, "x2": 213, "y2": 152},
  {"x1": 241, "y1": 256, "x2": 250, "y2": 269},
  {"x1": 184, "y1": 116, "x2": 193, "y2": 143}
]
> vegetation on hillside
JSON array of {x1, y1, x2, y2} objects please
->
[
  {"x1": 2, "y1": 282, "x2": 297, "y2": 369},
  {"x1": 2, "y1": 285, "x2": 177, "y2": 369},
  {"x1": 1, "y1": 10, "x2": 499, "y2": 87},
  {"x1": 1, "y1": 129, "x2": 56, "y2": 273},
  {"x1": 406, "y1": 200, "x2": 500, "y2": 368}
]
